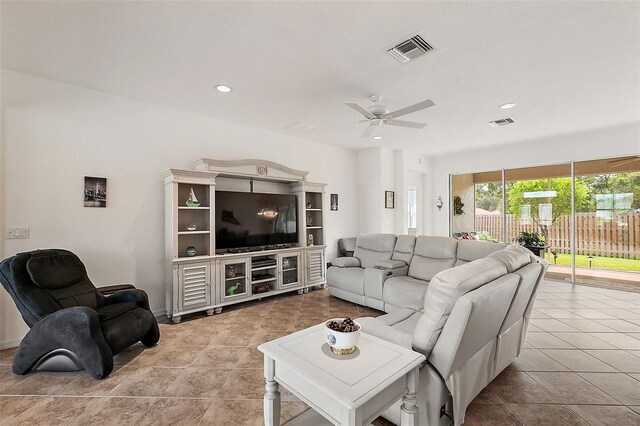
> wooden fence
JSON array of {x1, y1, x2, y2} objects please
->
[{"x1": 475, "y1": 212, "x2": 640, "y2": 259}]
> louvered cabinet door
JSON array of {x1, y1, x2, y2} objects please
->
[
  {"x1": 305, "y1": 248, "x2": 326, "y2": 286},
  {"x1": 178, "y1": 262, "x2": 212, "y2": 311}
]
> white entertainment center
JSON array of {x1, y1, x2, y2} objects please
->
[{"x1": 164, "y1": 159, "x2": 327, "y2": 323}]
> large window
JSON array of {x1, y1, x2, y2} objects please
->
[
  {"x1": 450, "y1": 155, "x2": 640, "y2": 289},
  {"x1": 408, "y1": 187, "x2": 417, "y2": 234}
]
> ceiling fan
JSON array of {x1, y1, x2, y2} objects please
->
[
  {"x1": 346, "y1": 94, "x2": 435, "y2": 138},
  {"x1": 608, "y1": 155, "x2": 640, "y2": 168}
]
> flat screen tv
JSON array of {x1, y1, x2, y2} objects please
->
[{"x1": 215, "y1": 191, "x2": 298, "y2": 251}]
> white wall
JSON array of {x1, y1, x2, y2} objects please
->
[
  {"x1": 427, "y1": 122, "x2": 640, "y2": 236},
  {"x1": 0, "y1": 70, "x2": 360, "y2": 348},
  {"x1": 357, "y1": 147, "x2": 429, "y2": 235},
  {"x1": 357, "y1": 147, "x2": 397, "y2": 234}
]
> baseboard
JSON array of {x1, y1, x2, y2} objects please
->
[
  {"x1": 0, "y1": 337, "x2": 22, "y2": 350},
  {"x1": 153, "y1": 308, "x2": 167, "y2": 318}
]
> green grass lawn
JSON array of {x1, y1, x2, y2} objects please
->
[{"x1": 544, "y1": 252, "x2": 640, "y2": 272}]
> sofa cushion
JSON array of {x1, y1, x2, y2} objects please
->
[
  {"x1": 332, "y1": 257, "x2": 361, "y2": 268},
  {"x1": 454, "y1": 240, "x2": 507, "y2": 266},
  {"x1": 383, "y1": 276, "x2": 429, "y2": 310},
  {"x1": 412, "y1": 257, "x2": 508, "y2": 357},
  {"x1": 353, "y1": 234, "x2": 397, "y2": 269},
  {"x1": 326, "y1": 267, "x2": 365, "y2": 296},
  {"x1": 357, "y1": 317, "x2": 414, "y2": 349},
  {"x1": 392, "y1": 235, "x2": 416, "y2": 264},
  {"x1": 408, "y1": 236, "x2": 458, "y2": 281}
]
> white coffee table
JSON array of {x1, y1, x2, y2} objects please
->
[{"x1": 257, "y1": 323, "x2": 426, "y2": 426}]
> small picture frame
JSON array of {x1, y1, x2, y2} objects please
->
[
  {"x1": 385, "y1": 191, "x2": 395, "y2": 209},
  {"x1": 84, "y1": 176, "x2": 107, "y2": 208},
  {"x1": 330, "y1": 193, "x2": 338, "y2": 211}
]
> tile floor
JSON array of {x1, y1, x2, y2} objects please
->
[{"x1": 0, "y1": 280, "x2": 640, "y2": 425}]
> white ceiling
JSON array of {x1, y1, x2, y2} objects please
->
[{"x1": 2, "y1": 1, "x2": 639, "y2": 155}]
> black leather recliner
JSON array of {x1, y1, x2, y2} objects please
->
[{"x1": 0, "y1": 249, "x2": 160, "y2": 379}]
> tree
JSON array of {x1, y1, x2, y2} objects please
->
[{"x1": 507, "y1": 177, "x2": 590, "y2": 241}]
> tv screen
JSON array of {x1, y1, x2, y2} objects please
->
[{"x1": 215, "y1": 191, "x2": 298, "y2": 250}]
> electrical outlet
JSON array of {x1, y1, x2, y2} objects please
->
[{"x1": 5, "y1": 227, "x2": 30, "y2": 239}]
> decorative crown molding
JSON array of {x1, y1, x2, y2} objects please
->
[{"x1": 192, "y1": 159, "x2": 309, "y2": 182}]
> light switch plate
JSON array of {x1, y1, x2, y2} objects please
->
[{"x1": 5, "y1": 227, "x2": 30, "y2": 239}]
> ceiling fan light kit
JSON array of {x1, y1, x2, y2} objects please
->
[{"x1": 346, "y1": 94, "x2": 435, "y2": 138}]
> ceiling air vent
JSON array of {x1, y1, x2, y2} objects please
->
[
  {"x1": 387, "y1": 34, "x2": 434, "y2": 64},
  {"x1": 284, "y1": 121, "x2": 317, "y2": 134},
  {"x1": 487, "y1": 118, "x2": 515, "y2": 128}
]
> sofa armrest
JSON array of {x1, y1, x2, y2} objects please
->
[
  {"x1": 12, "y1": 306, "x2": 113, "y2": 379},
  {"x1": 97, "y1": 284, "x2": 135, "y2": 296},
  {"x1": 363, "y1": 266, "x2": 409, "y2": 301},
  {"x1": 375, "y1": 259, "x2": 407, "y2": 270},
  {"x1": 331, "y1": 257, "x2": 361, "y2": 268},
  {"x1": 105, "y1": 288, "x2": 151, "y2": 311}
]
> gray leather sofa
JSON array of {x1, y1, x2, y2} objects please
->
[
  {"x1": 327, "y1": 234, "x2": 507, "y2": 312},
  {"x1": 327, "y1": 234, "x2": 548, "y2": 425}
]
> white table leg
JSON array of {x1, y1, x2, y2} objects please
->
[
  {"x1": 264, "y1": 355, "x2": 281, "y2": 426},
  {"x1": 400, "y1": 366, "x2": 419, "y2": 426}
]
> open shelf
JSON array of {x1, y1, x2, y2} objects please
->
[
  {"x1": 251, "y1": 265, "x2": 277, "y2": 272},
  {"x1": 178, "y1": 230, "x2": 210, "y2": 235},
  {"x1": 178, "y1": 206, "x2": 210, "y2": 210},
  {"x1": 306, "y1": 226, "x2": 322, "y2": 229},
  {"x1": 305, "y1": 208, "x2": 322, "y2": 211},
  {"x1": 177, "y1": 183, "x2": 210, "y2": 208},
  {"x1": 178, "y1": 233, "x2": 210, "y2": 258},
  {"x1": 225, "y1": 274, "x2": 246, "y2": 281},
  {"x1": 251, "y1": 276, "x2": 277, "y2": 284}
]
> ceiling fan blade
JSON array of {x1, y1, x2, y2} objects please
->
[
  {"x1": 346, "y1": 102, "x2": 375, "y2": 119},
  {"x1": 361, "y1": 125, "x2": 375, "y2": 138},
  {"x1": 386, "y1": 119, "x2": 427, "y2": 129},
  {"x1": 384, "y1": 99, "x2": 435, "y2": 119}
]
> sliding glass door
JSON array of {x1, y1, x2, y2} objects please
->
[
  {"x1": 573, "y1": 157, "x2": 640, "y2": 289},
  {"x1": 505, "y1": 164, "x2": 574, "y2": 282},
  {"x1": 450, "y1": 155, "x2": 640, "y2": 290}
]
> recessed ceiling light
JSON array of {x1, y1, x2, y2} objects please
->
[
  {"x1": 215, "y1": 85, "x2": 232, "y2": 93},
  {"x1": 372, "y1": 135, "x2": 383, "y2": 140},
  {"x1": 499, "y1": 103, "x2": 516, "y2": 109}
]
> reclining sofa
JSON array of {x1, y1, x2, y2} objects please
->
[
  {"x1": 327, "y1": 234, "x2": 508, "y2": 312},
  {"x1": 327, "y1": 234, "x2": 548, "y2": 425}
]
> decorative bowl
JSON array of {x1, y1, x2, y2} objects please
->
[{"x1": 324, "y1": 318, "x2": 361, "y2": 355}]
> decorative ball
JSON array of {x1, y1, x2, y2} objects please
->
[
  {"x1": 186, "y1": 246, "x2": 197, "y2": 257},
  {"x1": 186, "y1": 222, "x2": 198, "y2": 231}
]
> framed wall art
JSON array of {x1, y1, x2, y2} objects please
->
[
  {"x1": 385, "y1": 191, "x2": 395, "y2": 209},
  {"x1": 84, "y1": 176, "x2": 107, "y2": 208}
]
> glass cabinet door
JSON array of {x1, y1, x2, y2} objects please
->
[
  {"x1": 279, "y1": 252, "x2": 301, "y2": 289},
  {"x1": 221, "y1": 259, "x2": 249, "y2": 301}
]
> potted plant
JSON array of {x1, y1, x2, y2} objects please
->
[{"x1": 515, "y1": 231, "x2": 547, "y2": 257}]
